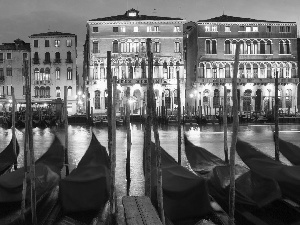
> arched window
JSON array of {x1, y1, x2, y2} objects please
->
[
  {"x1": 213, "y1": 89, "x2": 220, "y2": 108},
  {"x1": 45, "y1": 86, "x2": 50, "y2": 97},
  {"x1": 239, "y1": 40, "x2": 245, "y2": 54},
  {"x1": 206, "y1": 40, "x2": 211, "y2": 54},
  {"x1": 67, "y1": 86, "x2": 72, "y2": 97},
  {"x1": 279, "y1": 40, "x2": 284, "y2": 54},
  {"x1": 34, "y1": 86, "x2": 39, "y2": 97},
  {"x1": 246, "y1": 40, "x2": 252, "y2": 54},
  {"x1": 40, "y1": 86, "x2": 45, "y2": 98},
  {"x1": 206, "y1": 63, "x2": 211, "y2": 78},
  {"x1": 266, "y1": 40, "x2": 272, "y2": 54},
  {"x1": 128, "y1": 62, "x2": 133, "y2": 79},
  {"x1": 113, "y1": 40, "x2": 118, "y2": 53},
  {"x1": 34, "y1": 68, "x2": 39, "y2": 81},
  {"x1": 253, "y1": 40, "x2": 258, "y2": 54},
  {"x1": 212, "y1": 40, "x2": 217, "y2": 54},
  {"x1": 67, "y1": 67, "x2": 72, "y2": 80},
  {"x1": 56, "y1": 68, "x2": 60, "y2": 80},
  {"x1": 246, "y1": 63, "x2": 251, "y2": 78},
  {"x1": 212, "y1": 64, "x2": 217, "y2": 78},
  {"x1": 285, "y1": 40, "x2": 290, "y2": 54},
  {"x1": 45, "y1": 52, "x2": 50, "y2": 63},
  {"x1": 165, "y1": 89, "x2": 171, "y2": 109},
  {"x1": 199, "y1": 63, "x2": 205, "y2": 78},
  {"x1": 219, "y1": 64, "x2": 224, "y2": 78},
  {"x1": 45, "y1": 68, "x2": 50, "y2": 81},
  {"x1": 267, "y1": 64, "x2": 272, "y2": 78},
  {"x1": 55, "y1": 52, "x2": 60, "y2": 63},
  {"x1": 163, "y1": 62, "x2": 168, "y2": 79},
  {"x1": 154, "y1": 61, "x2": 159, "y2": 78},
  {"x1": 225, "y1": 64, "x2": 231, "y2": 78},
  {"x1": 40, "y1": 68, "x2": 44, "y2": 81},
  {"x1": 291, "y1": 63, "x2": 297, "y2": 78},
  {"x1": 56, "y1": 86, "x2": 61, "y2": 98},
  {"x1": 260, "y1": 64, "x2": 265, "y2": 78},
  {"x1": 95, "y1": 90, "x2": 100, "y2": 109},
  {"x1": 141, "y1": 60, "x2": 146, "y2": 78},
  {"x1": 253, "y1": 64, "x2": 258, "y2": 78},
  {"x1": 286, "y1": 89, "x2": 292, "y2": 108},
  {"x1": 260, "y1": 40, "x2": 265, "y2": 54},
  {"x1": 134, "y1": 60, "x2": 140, "y2": 79},
  {"x1": 239, "y1": 64, "x2": 244, "y2": 78},
  {"x1": 225, "y1": 40, "x2": 231, "y2": 54},
  {"x1": 279, "y1": 64, "x2": 284, "y2": 78},
  {"x1": 203, "y1": 89, "x2": 210, "y2": 107},
  {"x1": 67, "y1": 51, "x2": 72, "y2": 62},
  {"x1": 243, "y1": 89, "x2": 252, "y2": 111}
]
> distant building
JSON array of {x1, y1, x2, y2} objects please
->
[
  {"x1": 184, "y1": 15, "x2": 299, "y2": 116},
  {"x1": 85, "y1": 9, "x2": 186, "y2": 116},
  {"x1": 29, "y1": 31, "x2": 78, "y2": 115},
  {"x1": 0, "y1": 39, "x2": 30, "y2": 111}
]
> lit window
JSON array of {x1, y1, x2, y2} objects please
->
[
  {"x1": 120, "y1": 26, "x2": 126, "y2": 32},
  {"x1": 154, "y1": 42, "x2": 160, "y2": 53},
  {"x1": 266, "y1": 26, "x2": 272, "y2": 32},
  {"x1": 113, "y1": 40, "x2": 118, "y2": 53},
  {"x1": 93, "y1": 27, "x2": 98, "y2": 32},
  {"x1": 140, "y1": 42, "x2": 146, "y2": 52},
  {"x1": 225, "y1": 26, "x2": 231, "y2": 32},
  {"x1": 133, "y1": 27, "x2": 139, "y2": 32},
  {"x1": 252, "y1": 26, "x2": 258, "y2": 32},
  {"x1": 113, "y1": 27, "x2": 118, "y2": 32},
  {"x1": 66, "y1": 40, "x2": 72, "y2": 47},
  {"x1": 67, "y1": 68, "x2": 72, "y2": 80},
  {"x1": 211, "y1": 26, "x2": 218, "y2": 32},
  {"x1": 92, "y1": 41, "x2": 98, "y2": 53},
  {"x1": 56, "y1": 87, "x2": 61, "y2": 97},
  {"x1": 286, "y1": 26, "x2": 291, "y2": 32},
  {"x1": 128, "y1": 12, "x2": 137, "y2": 17},
  {"x1": 153, "y1": 26, "x2": 159, "y2": 32},
  {"x1": 55, "y1": 68, "x2": 60, "y2": 80},
  {"x1": 54, "y1": 40, "x2": 60, "y2": 47},
  {"x1": 147, "y1": 26, "x2": 152, "y2": 32},
  {"x1": 174, "y1": 26, "x2": 180, "y2": 32},
  {"x1": 175, "y1": 42, "x2": 180, "y2": 53},
  {"x1": 6, "y1": 53, "x2": 12, "y2": 60},
  {"x1": 120, "y1": 42, "x2": 126, "y2": 52},
  {"x1": 246, "y1": 26, "x2": 251, "y2": 32},
  {"x1": 68, "y1": 87, "x2": 72, "y2": 97},
  {"x1": 205, "y1": 26, "x2": 210, "y2": 32}
]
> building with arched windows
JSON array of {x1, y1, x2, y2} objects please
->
[
  {"x1": 184, "y1": 15, "x2": 299, "y2": 116},
  {"x1": 84, "y1": 9, "x2": 185, "y2": 116},
  {"x1": 29, "y1": 32, "x2": 77, "y2": 114}
]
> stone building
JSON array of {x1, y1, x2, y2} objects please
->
[
  {"x1": 0, "y1": 39, "x2": 30, "y2": 111},
  {"x1": 184, "y1": 15, "x2": 299, "y2": 116},
  {"x1": 29, "y1": 32, "x2": 78, "y2": 115},
  {"x1": 85, "y1": 9, "x2": 186, "y2": 116}
]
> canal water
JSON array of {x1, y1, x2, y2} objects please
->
[{"x1": 1, "y1": 123, "x2": 300, "y2": 224}]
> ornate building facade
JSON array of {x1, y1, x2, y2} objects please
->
[
  {"x1": 0, "y1": 39, "x2": 30, "y2": 111},
  {"x1": 184, "y1": 15, "x2": 299, "y2": 116},
  {"x1": 85, "y1": 9, "x2": 186, "y2": 116},
  {"x1": 29, "y1": 32, "x2": 78, "y2": 114}
]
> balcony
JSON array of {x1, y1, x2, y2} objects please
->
[
  {"x1": 32, "y1": 58, "x2": 40, "y2": 64},
  {"x1": 66, "y1": 59, "x2": 73, "y2": 63},
  {"x1": 0, "y1": 59, "x2": 4, "y2": 63},
  {"x1": 34, "y1": 80, "x2": 51, "y2": 85},
  {"x1": 196, "y1": 78, "x2": 299, "y2": 85},
  {"x1": 43, "y1": 60, "x2": 51, "y2": 64},
  {"x1": 0, "y1": 94, "x2": 6, "y2": 99},
  {"x1": 53, "y1": 58, "x2": 61, "y2": 64}
]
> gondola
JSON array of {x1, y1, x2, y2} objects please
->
[
  {"x1": 0, "y1": 138, "x2": 20, "y2": 175},
  {"x1": 144, "y1": 142, "x2": 229, "y2": 225},
  {"x1": 185, "y1": 136, "x2": 300, "y2": 225},
  {"x1": 46, "y1": 132, "x2": 110, "y2": 225},
  {"x1": 236, "y1": 138, "x2": 300, "y2": 206},
  {"x1": 274, "y1": 134, "x2": 300, "y2": 166},
  {"x1": 0, "y1": 135, "x2": 65, "y2": 225}
]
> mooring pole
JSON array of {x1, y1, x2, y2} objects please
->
[
  {"x1": 274, "y1": 71, "x2": 279, "y2": 161},
  {"x1": 177, "y1": 69, "x2": 181, "y2": 165},
  {"x1": 64, "y1": 86, "x2": 69, "y2": 176}
]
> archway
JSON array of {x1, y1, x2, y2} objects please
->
[{"x1": 255, "y1": 89, "x2": 262, "y2": 112}]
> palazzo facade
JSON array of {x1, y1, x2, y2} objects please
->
[
  {"x1": 184, "y1": 15, "x2": 299, "y2": 116},
  {"x1": 85, "y1": 9, "x2": 185, "y2": 116}
]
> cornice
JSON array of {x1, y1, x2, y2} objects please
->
[
  {"x1": 88, "y1": 20, "x2": 186, "y2": 26},
  {"x1": 198, "y1": 22, "x2": 296, "y2": 26}
]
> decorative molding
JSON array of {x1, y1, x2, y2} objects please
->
[{"x1": 88, "y1": 20, "x2": 186, "y2": 26}]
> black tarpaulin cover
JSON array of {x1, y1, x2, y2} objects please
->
[
  {"x1": 59, "y1": 133, "x2": 110, "y2": 213},
  {"x1": 185, "y1": 136, "x2": 281, "y2": 208},
  {"x1": 0, "y1": 138, "x2": 20, "y2": 175},
  {"x1": 0, "y1": 135, "x2": 64, "y2": 203},
  {"x1": 147, "y1": 142, "x2": 212, "y2": 222},
  {"x1": 276, "y1": 134, "x2": 300, "y2": 165},
  {"x1": 236, "y1": 138, "x2": 300, "y2": 204}
]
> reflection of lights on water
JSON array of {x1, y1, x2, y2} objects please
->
[
  {"x1": 128, "y1": 99, "x2": 135, "y2": 104},
  {"x1": 8, "y1": 99, "x2": 12, "y2": 103},
  {"x1": 189, "y1": 93, "x2": 194, "y2": 98}
]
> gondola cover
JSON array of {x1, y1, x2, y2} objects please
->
[{"x1": 59, "y1": 133, "x2": 110, "y2": 212}]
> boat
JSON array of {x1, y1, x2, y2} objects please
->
[
  {"x1": 183, "y1": 115, "x2": 198, "y2": 125},
  {"x1": 93, "y1": 116, "x2": 102, "y2": 126},
  {"x1": 167, "y1": 115, "x2": 178, "y2": 125},
  {"x1": 236, "y1": 138, "x2": 300, "y2": 205},
  {"x1": 275, "y1": 134, "x2": 300, "y2": 166},
  {"x1": 48, "y1": 132, "x2": 110, "y2": 224},
  {"x1": 144, "y1": 142, "x2": 229, "y2": 225},
  {"x1": 116, "y1": 117, "x2": 124, "y2": 126},
  {"x1": 0, "y1": 138, "x2": 20, "y2": 175},
  {"x1": 0, "y1": 135, "x2": 65, "y2": 224},
  {"x1": 185, "y1": 136, "x2": 300, "y2": 225}
]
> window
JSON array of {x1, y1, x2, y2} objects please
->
[
  {"x1": 211, "y1": 26, "x2": 217, "y2": 32},
  {"x1": 95, "y1": 90, "x2": 100, "y2": 109},
  {"x1": 0, "y1": 68, "x2": 4, "y2": 81},
  {"x1": 92, "y1": 41, "x2": 99, "y2": 53},
  {"x1": 252, "y1": 26, "x2": 258, "y2": 32},
  {"x1": 67, "y1": 86, "x2": 72, "y2": 97},
  {"x1": 154, "y1": 42, "x2": 160, "y2": 53},
  {"x1": 133, "y1": 27, "x2": 139, "y2": 32},
  {"x1": 45, "y1": 68, "x2": 50, "y2": 81},
  {"x1": 286, "y1": 26, "x2": 291, "y2": 32},
  {"x1": 113, "y1": 40, "x2": 118, "y2": 53},
  {"x1": 23, "y1": 53, "x2": 28, "y2": 61},
  {"x1": 225, "y1": 40, "x2": 231, "y2": 54},
  {"x1": 93, "y1": 27, "x2": 98, "y2": 32},
  {"x1": 163, "y1": 62, "x2": 168, "y2": 79},
  {"x1": 55, "y1": 52, "x2": 61, "y2": 63},
  {"x1": 205, "y1": 26, "x2": 210, "y2": 32},
  {"x1": 206, "y1": 40, "x2": 211, "y2": 54},
  {"x1": 285, "y1": 40, "x2": 290, "y2": 54},
  {"x1": 266, "y1": 40, "x2": 272, "y2": 54},
  {"x1": 260, "y1": 40, "x2": 265, "y2": 54},
  {"x1": 120, "y1": 42, "x2": 125, "y2": 52},
  {"x1": 40, "y1": 68, "x2": 44, "y2": 81},
  {"x1": 253, "y1": 40, "x2": 258, "y2": 54},
  {"x1": 44, "y1": 52, "x2": 50, "y2": 63},
  {"x1": 266, "y1": 26, "x2": 272, "y2": 32},
  {"x1": 34, "y1": 86, "x2": 39, "y2": 97},
  {"x1": 6, "y1": 68, "x2": 12, "y2": 76},
  {"x1": 7, "y1": 53, "x2": 12, "y2": 60},
  {"x1": 239, "y1": 40, "x2": 245, "y2": 54},
  {"x1": 66, "y1": 39, "x2": 72, "y2": 47},
  {"x1": 54, "y1": 40, "x2": 60, "y2": 47},
  {"x1": 34, "y1": 68, "x2": 39, "y2": 81},
  {"x1": 0, "y1": 53, "x2": 3, "y2": 62},
  {"x1": 212, "y1": 40, "x2": 217, "y2": 54},
  {"x1": 175, "y1": 41, "x2": 180, "y2": 53},
  {"x1": 174, "y1": 26, "x2": 180, "y2": 32},
  {"x1": 153, "y1": 26, "x2": 159, "y2": 32},
  {"x1": 45, "y1": 40, "x2": 50, "y2": 47},
  {"x1": 34, "y1": 40, "x2": 38, "y2": 47},
  {"x1": 246, "y1": 26, "x2": 251, "y2": 32},
  {"x1": 239, "y1": 26, "x2": 245, "y2": 31},
  {"x1": 246, "y1": 40, "x2": 251, "y2": 54},
  {"x1": 147, "y1": 26, "x2": 152, "y2": 32},
  {"x1": 66, "y1": 51, "x2": 72, "y2": 62},
  {"x1": 7, "y1": 85, "x2": 12, "y2": 96},
  {"x1": 55, "y1": 68, "x2": 60, "y2": 80},
  {"x1": 113, "y1": 27, "x2": 118, "y2": 32},
  {"x1": 56, "y1": 87, "x2": 60, "y2": 97},
  {"x1": 140, "y1": 42, "x2": 146, "y2": 52},
  {"x1": 100, "y1": 67, "x2": 105, "y2": 79},
  {"x1": 279, "y1": 40, "x2": 284, "y2": 54},
  {"x1": 225, "y1": 26, "x2": 231, "y2": 32},
  {"x1": 120, "y1": 26, "x2": 126, "y2": 32},
  {"x1": 239, "y1": 64, "x2": 244, "y2": 78},
  {"x1": 45, "y1": 86, "x2": 50, "y2": 97},
  {"x1": 132, "y1": 42, "x2": 139, "y2": 52},
  {"x1": 67, "y1": 67, "x2": 72, "y2": 80}
]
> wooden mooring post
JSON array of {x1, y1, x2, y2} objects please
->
[
  {"x1": 177, "y1": 69, "x2": 181, "y2": 166},
  {"x1": 126, "y1": 87, "x2": 131, "y2": 196},
  {"x1": 274, "y1": 71, "x2": 279, "y2": 161},
  {"x1": 12, "y1": 87, "x2": 17, "y2": 170},
  {"x1": 223, "y1": 86, "x2": 229, "y2": 163},
  {"x1": 64, "y1": 86, "x2": 69, "y2": 176}
]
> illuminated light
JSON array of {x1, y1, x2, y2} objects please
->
[
  {"x1": 128, "y1": 99, "x2": 135, "y2": 104},
  {"x1": 78, "y1": 91, "x2": 82, "y2": 96},
  {"x1": 75, "y1": 94, "x2": 78, "y2": 98},
  {"x1": 82, "y1": 94, "x2": 86, "y2": 98},
  {"x1": 8, "y1": 99, "x2": 12, "y2": 103},
  {"x1": 44, "y1": 103, "x2": 48, "y2": 107},
  {"x1": 78, "y1": 100, "x2": 83, "y2": 104},
  {"x1": 189, "y1": 93, "x2": 194, "y2": 98}
]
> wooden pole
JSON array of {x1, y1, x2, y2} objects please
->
[
  {"x1": 229, "y1": 41, "x2": 240, "y2": 225},
  {"x1": 126, "y1": 87, "x2": 131, "y2": 196},
  {"x1": 177, "y1": 69, "x2": 181, "y2": 165},
  {"x1": 64, "y1": 86, "x2": 69, "y2": 176},
  {"x1": 144, "y1": 38, "x2": 152, "y2": 198},
  {"x1": 12, "y1": 87, "x2": 17, "y2": 170},
  {"x1": 107, "y1": 51, "x2": 112, "y2": 156},
  {"x1": 274, "y1": 71, "x2": 279, "y2": 161},
  {"x1": 223, "y1": 86, "x2": 229, "y2": 163},
  {"x1": 21, "y1": 60, "x2": 29, "y2": 222}
]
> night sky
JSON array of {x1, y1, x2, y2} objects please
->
[{"x1": 1, "y1": 0, "x2": 299, "y2": 77}]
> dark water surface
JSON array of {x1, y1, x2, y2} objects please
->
[{"x1": 1, "y1": 123, "x2": 300, "y2": 224}]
